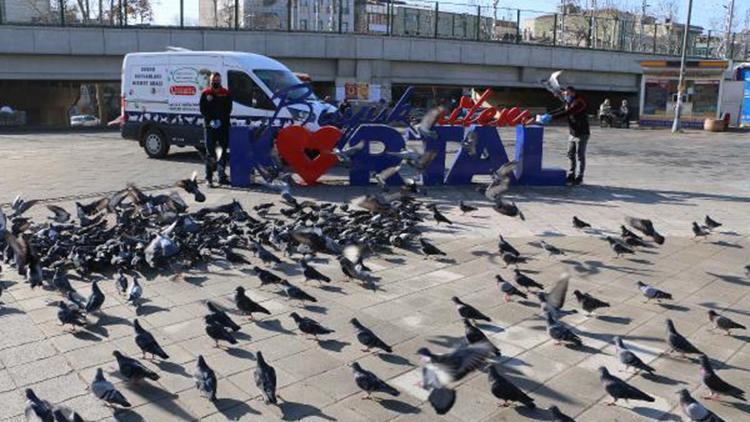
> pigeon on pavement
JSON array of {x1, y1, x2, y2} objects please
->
[
  {"x1": 84, "y1": 280, "x2": 105, "y2": 314},
  {"x1": 666, "y1": 319, "x2": 702, "y2": 358},
  {"x1": 678, "y1": 388, "x2": 725, "y2": 422},
  {"x1": 24, "y1": 388, "x2": 53, "y2": 422},
  {"x1": 707, "y1": 310, "x2": 746, "y2": 336},
  {"x1": 56, "y1": 301, "x2": 86, "y2": 331},
  {"x1": 546, "y1": 312, "x2": 582, "y2": 347},
  {"x1": 206, "y1": 302, "x2": 241, "y2": 331},
  {"x1": 514, "y1": 269, "x2": 544, "y2": 291},
  {"x1": 235, "y1": 286, "x2": 271, "y2": 320},
  {"x1": 133, "y1": 319, "x2": 169, "y2": 360},
  {"x1": 420, "y1": 238, "x2": 446, "y2": 258},
  {"x1": 598, "y1": 366, "x2": 654, "y2": 406},
  {"x1": 350, "y1": 362, "x2": 399, "y2": 399},
  {"x1": 572, "y1": 216, "x2": 591, "y2": 229},
  {"x1": 289, "y1": 312, "x2": 334, "y2": 339},
  {"x1": 495, "y1": 274, "x2": 527, "y2": 302},
  {"x1": 452, "y1": 296, "x2": 491, "y2": 321},
  {"x1": 488, "y1": 365, "x2": 535, "y2": 408},
  {"x1": 351, "y1": 318, "x2": 392, "y2": 353},
  {"x1": 573, "y1": 290, "x2": 610, "y2": 316},
  {"x1": 204, "y1": 315, "x2": 238, "y2": 348},
  {"x1": 637, "y1": 281, "x2": 672, "y2": 303},
  {"x1": 301, "y1": 261, "x2": 331, "y2": 283},
  {"x1": 498, "y1": 235, "x2": 520, "y2": 257},
  {"x1": 91, "y1": 368, "x2": 131, "y2": 408},
  {"x1": 607, "y1": 236, "x2": 635, "y2": 258},
  {"x1": 113, "y1": 350, "x2": 159, "y2": 382},
  {"x1": 699, "y1": 354, "x2": 746, "y2": 401},
  {"x1": 540, "y1": 240, "x2": 565, "y2": 257},
  {"x1": 692, "y1": 222, "x2": 710, "y2": 239},
  {"x1": 194, "y1": 355, "x2": 217, "y2": 401},
  {"x1": 255, "y1": 351, "x2": 278, "y2": 405},
  {"x1": 614, "y1": 337, "x2": 654, "y2": 375},
  {"x1": 459, "y1": 201, "x2": 477, "y2": 215},
  {"x1": 280, "y1": 280, "x2": 317, "y2": 305}
]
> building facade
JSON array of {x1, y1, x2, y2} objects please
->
[{"x1": 0, "y1": 0, "x2": 51, "y2": 23}]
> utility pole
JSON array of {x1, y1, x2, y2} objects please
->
[
  {"x1": 722, "y1": 0, "x2": 735, "y2": 59},
  {"x1": 672, "y1": 0, "x2": 694, "y2": 133},
  {"x1": 639, "y1": 1, "x2": 648, "y2": 51}
]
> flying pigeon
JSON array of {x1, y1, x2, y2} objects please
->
[
  {"x1": 46, "y1": 205, "x2": 71, "y2": 224},
  {"x1": 419, "y1": 365, "x2": 456, "y2": 415},
  {"x1": 235, "y1": 286, "x2": 271, "y2": 320},
  {"x1": 598, "y1": 366, "x2": 654, "y2": 406},
  {"x1": 417, "y1": 342, "x2": 493, "y2": 385},
  {"x1": 540, "y1": 70, "x2": 564, "y2": 97},
  {"x1": 625, "y1": 216, "x2": 665, "y2": 245},
  {"x1": 91, "y1": 368, "x2": 131, "y2": 408},
  {"x1": 613, "y1": 337, "x2": 654, "y2": 375},
  {"x1": 452, "y1": 296, "x2": 491, "y2": 321},
  {"x1": 351, "y1": 318, "x2": 392, "y2": 353},
  {"x1": 463, "y1": 319, "x2": 500, "y2": 356},
  {"x1": 255, "y1": 351, "x2": 278, "y2": 405},
  {"x1": 133, "y1": 319, "x2": 169, "y2": 360},
  {"x1": 707, "y1": 310, "x2": 746, "y2": 336},
  {"x1": 350, "y1": 362, "x2": 399, "y2": 399},
  {"x1": 194, "y1": 355, "x2": 217, "y2": 401},
  {"x1": 488, "y1": 365, "x2": 535, "y2": 408},
  {"x1": 699, "y1": 354, "x2": 745, "y2": 401},
  {"x1": 704, "y1": 215, "x2": 722, "y2": 230},
  {"x1": 573, "y1": 290, "x2": 610, "y2": 316},
  {"x1": 113, "y1": 350, "x2": 159, "y2": 382},
  {"x1": 666, "y1": 319, "x2": 702, "y2": 358},
  {"x1": 637, "y1": 281, "x2": 672, "y2": 303},
  {"x1": 289, "y1": 312, "x2": 334, "y2": 339},
  {"x1": 678, "y1": 388, "x2": 725, "y2": 422},
  {"x1": 175, "y1": 171, "x2": 206, "y2": 202}
]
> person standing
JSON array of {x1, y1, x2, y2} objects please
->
[
  {"x1": 199, "y1": 72, "x2": 232, "y2": 187},
  {"x1": 551, "y1": 86, "x2": 590, "y2": 185}
]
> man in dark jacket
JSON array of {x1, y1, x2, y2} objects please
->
[
  {"x1": 199, "y1": 72, "x2": 233, "y2": 186},
  {"x1": 551, "y1": 86, "x2": 590, "y2": 185}
]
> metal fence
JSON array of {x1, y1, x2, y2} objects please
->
[{"x1": 1, "y1": 0, "x2": 747, "y2": 60}]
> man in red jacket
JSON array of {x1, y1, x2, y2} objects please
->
[
  {"x1": 550, "y1": 86, "x2": 590, "y2": 185},
  {"x1": 199, "y1": 72, "x2": 233, "y2": 186}
]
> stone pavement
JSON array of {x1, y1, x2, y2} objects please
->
[{"x1": 0, "y1": 127, "x2": 748, "y2": 421}]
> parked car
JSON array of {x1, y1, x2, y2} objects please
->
[{"x1": 70, "y1": 115, "x2": 100, "y2": 127}]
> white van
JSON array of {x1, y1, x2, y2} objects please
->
[{"x1": 120, "y1": 51, "x2": 335, "y2": 158}]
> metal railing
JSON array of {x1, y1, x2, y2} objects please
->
[{"x1": 1, "y1": 0, "x2": 747, "y2": 60}]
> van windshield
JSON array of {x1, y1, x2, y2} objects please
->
[{"x1": 254, "y1": 69, "x2": 317, "y2": 101}]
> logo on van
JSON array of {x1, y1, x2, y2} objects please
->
[
  {"x1": 170, "y1": 85, "x2": 197, "y2": 96},
  {"x1": 171, "y1": 68, "x2": 200, "y2": 84}
]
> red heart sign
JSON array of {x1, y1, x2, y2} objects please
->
[{"x1": 276, "y1": 125, "x2": 342, "y2": 186}]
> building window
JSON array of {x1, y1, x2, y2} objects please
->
[
  {"x1": 301, "y1": 19, "x2": 307, "y2": 30},
  {"x1": 342, "y1": 22, "x2": 349, "y2": 32}
]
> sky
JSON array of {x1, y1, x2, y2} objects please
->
[{"x1": 149, "y1": 0, "x2": 749, "y2": 33}]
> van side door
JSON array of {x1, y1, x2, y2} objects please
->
[{"x1": 224, "y1": 67, "x2": 277, "y2": 126}]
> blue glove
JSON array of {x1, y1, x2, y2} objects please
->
[
  {"x1": 536, "y1": 114, "x2": 552, "y2": 125},
  {"x1": 209, "y1": 119, "x2": 221, "y2": 129}
]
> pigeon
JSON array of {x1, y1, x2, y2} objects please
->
[
  {"x1": 537, "y1": 274, "x2": 571, "y2": 320},
  {"x1": 459, "y1": 201, "x2": 477, "y2": 214},
  {"x1": 332, "y1": 141, "x2": 366, "y2": 167},
  {"x1": 607, "y1": 236, "x2": 635, "y2": 258},
  {"x1": 549, "y1": 405, "x2": 576, "y2": 422},
  {"x1": 573, "y1": 290, "x2": 610, "y2": 315},
  {"x1": 572, "y1": 216, "x2": 591, "y2": 229},
  {"x1": 488, "y1": 365, "x2": 535, "y2": 408},
  {"x1": 598, "y1": 366, "x2": 654, "y2": 405},
  {"x1": 625, "y1": 216, "x2": 665, "y2": 245},
  {"x1": 133, "y1": 319, "x2": 169, "y2": 360},
  {"x1": 514, "y1": 269, "x2": 544, "y2": 291},
  {"x1": 176, "y1": 171, "x2": 206, "y2": 202},
  {"x1": 699, "y1": 354, "x2": 746, "y2": 401},
  {"x1": 113, "y1": 350, "x2": 159, "y2": 382},
  {"x1": 692, "y1": 222, "x2": 710, "y2": 239},
  {"x1": 452, "y1": 296, "x2": 490, "y2": 321},
  {"x1": 428, "y1": 205, "x2": 452, "y2": 225},
  {"x1": 234, "y1": 286, "x2": 271, "y2": 320},
  {"x1": 495, "y1": 274, "x2": 527, "y2": 302},
  {"x1": 636, "y1": 281, "x2": 672, "y2": 303},
  {"x1": 46, "y1": 205, "x2": 71, "y2": 223},
  {"x1": 51, "y1": 408, "x2": 84, "y2": 422},
  {"x1": 301, "y1": 261, "x2": 331, "y2": 283},
  {"x1": 493, "y1": 199, "x2": 525, "y2": 220},
  {"x1": 206, "y1": 302, "x2": 241, "y2": 331},
  {"x1": 10, "y1": 195, "x2": 38, "y2": 217},
  {"x1": 541, "y1": 69, "x2": 564, "y2": 97},
  {"x1": 127, "y1": 276, "x2": 142, "y2": 307},
  {"x1": 678, "y1": 388, "x2": 725, "y2": 422},
  {"x1": 417, "y1": 342, "x2": 493, "y2": 385},
  {"x1": 255, "y1": 351, "x2": 278, "y2": 405},
  {"x1": 613, "y1": 337, "x2": 654, "y2": 374},
  {"x1": 289, "y1": 312, "x2": 334, "y2": 339},
  {"x1": 24, "y1": 388, "x2": 53, "y2": 422},
  {"x1": 115, "y1": 270, "x2": 128, "y2": 296},
  {"x1": 253, "y1": 266, "x2": 283, "y2": 287},
  {"x1": 351, "y1": 318, "x2": 392, "y2": 353},
  {"x1": 707, "y1": 310, "x2": 746, "y2": 336},
  {"x1": 540, "y1": 240, "x2": 564, "y2": 257},
  {"x1": 52, "y1": 267, "x2": 73, "y2": 293},
  {"x1": 280, "y1": 280, "x2": 317, "y2": 305},
  {"x1": 205, "y1": 315, "x2": 238, "y2": 347},
  {"x1": 419, "y1": 365, "x2": 456, "y2": 415},
  {"x1": 497, "y1": 235, "x2": 520, "y2": 257},
  {"x1": 84, "y1": 280, "x2": 105, "y2": 314},
  {"x1": 194, "y1": 355, "x2": 217, "y2": 401},
  {"x1": 463, "y1": 319, "x2": 500, "y2": 356},
  {"x1": 666, "y1": 319, "x2": 702, "y2": 358},
  {"x1": 704, "y1": 215, "x2": 722, "y2": 230},
  {"x1": 91, "y1": 368, "x2": 131, "y2": 408},
  {"x1": 420, "y1": 238, "x2": 446, "y2": 258},
  {"x1": 545, "y1": 312, "x2": 581, "y2": 347},
  {"x1": 56, "y1": 301, "x2": 86, "y2": 330},
  {"x1": 256, "y1": 245, "x2": 282, "y2": 266},
  {"x1": 350, "y1": 362, "x2": 399, "y2": 399},
  {"x1": 501, "y1": 251, "x2": 527, "y2": 267}
]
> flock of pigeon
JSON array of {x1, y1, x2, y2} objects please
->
[{"x1": 1, "y1": 155, "x2": 748, "y2": 422}]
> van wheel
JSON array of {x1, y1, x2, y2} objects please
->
[{"x1": 143, "y1": 129, "x2": 170, "y2": 158}]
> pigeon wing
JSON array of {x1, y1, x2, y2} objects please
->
[{"x1": 546, "y1": 274, "x2": 570, "y2": 310}]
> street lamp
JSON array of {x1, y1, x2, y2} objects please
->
[{"x1": 671, "y1": 0, "x2": 694, "y2": 133}]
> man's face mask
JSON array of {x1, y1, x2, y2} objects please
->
[
  {"x1": 211, "y1": 81, "x2": 221, "y2": 89},
  {"x1": 564, "y1": 95, "x2": 573, "y2": 103}
]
